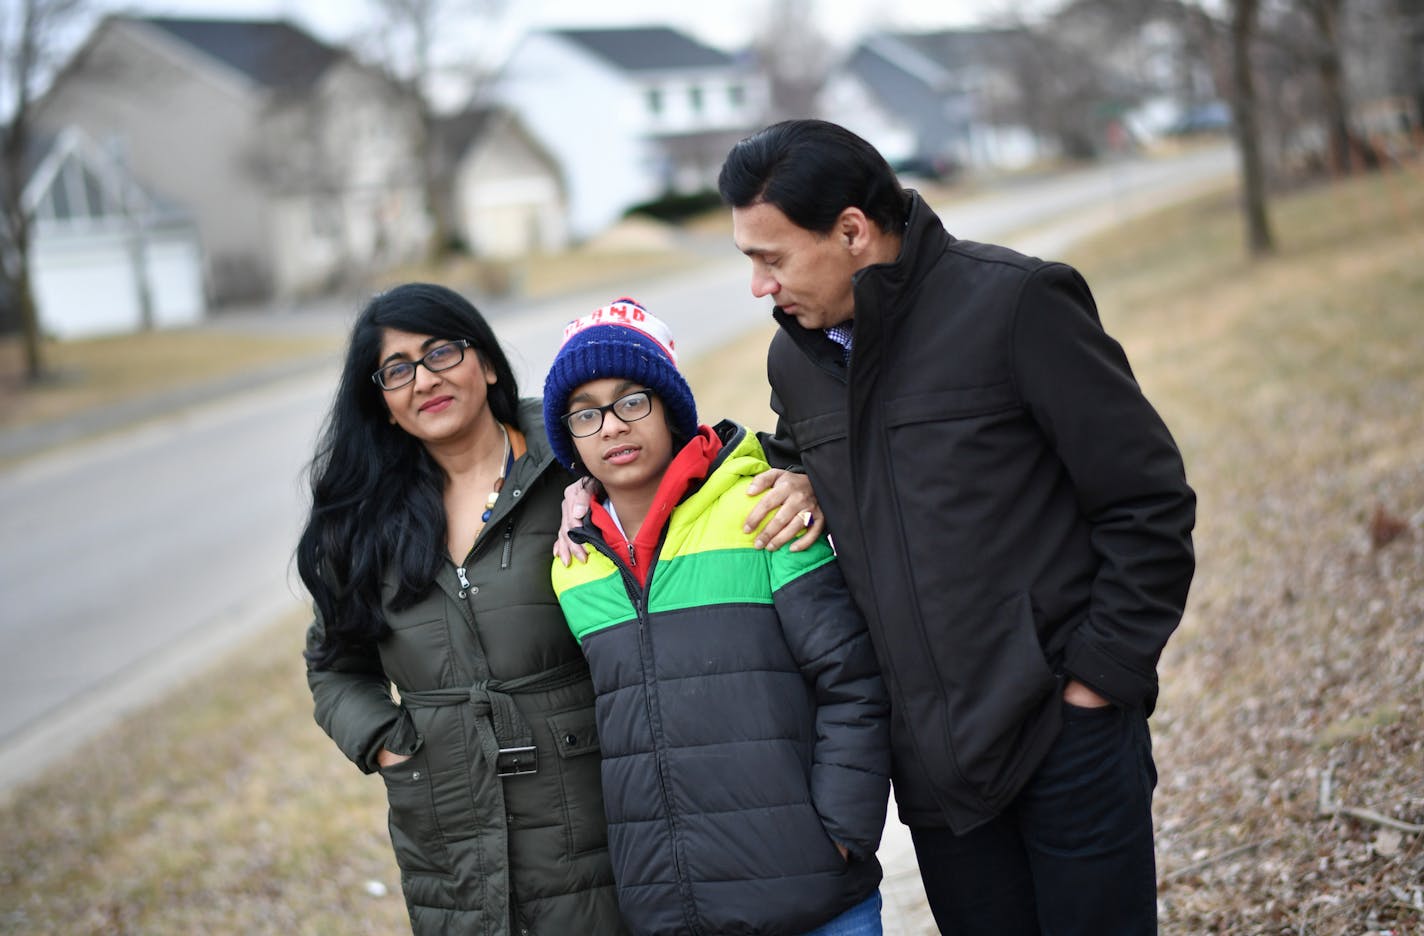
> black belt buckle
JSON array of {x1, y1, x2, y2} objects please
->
[{"x1": 496, "y1": 745, "x2": 537, "y2": 777}]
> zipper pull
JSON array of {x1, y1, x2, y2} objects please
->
[
  {"x1": 456, "y1": 566, "x2": 471, "y2": 589},
  {"x1": 627, "y1": 543, "x2": 636, "y2": 567}
]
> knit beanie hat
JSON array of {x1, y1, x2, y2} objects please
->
[{"x1": 543, "y1": 297, "x2": 699, "y2": 474}]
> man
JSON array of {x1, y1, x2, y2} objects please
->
[{"x1": 717, "y1": 119, "x2": 1196, "y2": 934}]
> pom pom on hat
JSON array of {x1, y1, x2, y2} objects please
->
[{"x1": 543, "y1": 298, "x2": 698, "y2": 473}]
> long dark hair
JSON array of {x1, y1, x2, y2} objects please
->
[{"x1": 299, "y1": 283, "x2": 519, "y2": 668}]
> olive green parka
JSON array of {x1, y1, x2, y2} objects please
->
[{"x1": 306, "y1": 400, "x2": 626, "y2": 936}]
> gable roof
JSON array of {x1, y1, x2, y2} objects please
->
[
  {"x1": 551, "y1": 27, "x2": 735, "y2": 71},
  {"x1": 842, "y1": 29, "x2": 1035, "y2": 155},
  {"x1": 21, "y1": 125, "x2": 187, "y2": 225},
  {"x1": 843, "y1": 35, "x2": 960, "y2": 148},
  {"x1": 894, "y1": 28, "x2": 1033, "y2": 73},
  {"x1": 140, "y1": 17, "x2": 343, "y2": 91}
]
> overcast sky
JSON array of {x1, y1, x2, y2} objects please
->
[{"x1": 111, "y1": 0, "x2": 1057, "y2": 53}]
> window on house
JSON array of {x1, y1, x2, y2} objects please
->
[
  {"x1": 728, "y1": 85, "x2": 745, "y2": 108},
  {"x1": 646, "y1": 88, "x2": 663, "y2": 116},
  {"x1": 689, "y1": 86, "x2": 704, "y2": 114}
]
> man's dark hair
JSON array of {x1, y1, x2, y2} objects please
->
[{"x1": 718, "y1": 119, "x2": 910, "y2": 235}]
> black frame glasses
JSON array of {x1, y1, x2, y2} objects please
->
[
  {"x1": 371, "y1": 339, "x2": 472, "y2": 391},
  {"x1": 563, "y1": 390, "x2": 656, "y2": 438}
]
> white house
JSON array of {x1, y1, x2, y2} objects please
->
[
  {"x1": 23, "y1": 126, "x2": 205, "y2": 339},
  {"x1": 35, "y1": 16, "x2": 428, "y2": 304},
  {"x1": 497, "y1": 27, "x2": 769, "y2": 240}
]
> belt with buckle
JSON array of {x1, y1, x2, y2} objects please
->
[
  {"x1": 495, "y1": 745, "x2": 538, "y2": 777},
  {"x1": 397, "y1": 659, "x2": 589, "y2": 780}
]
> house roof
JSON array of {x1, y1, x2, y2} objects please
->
[
  {"x1": 21, "y1": 125, "x2": 188, "y2": 223},
  {"x1": 843, "y1": 28, "x2": 1037, "y2": 153},
  {"x1": 432, "y1": 105, "x2": 561, "y2": 179},
  {"x1": 844, "y1": 35, "x2": 959, "y2": 146},
  {"x1": 140, "y1": 17, "x2": 343, "y2": 91},
  {"x1": 894, "y1": 28, "x2": 1032, "y2": 72},
  {"x1": 551, "y1": 27, "x2": 735, "y2": 71}
]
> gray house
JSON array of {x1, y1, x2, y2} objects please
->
[
  {"x1": 35, "y1": 16, "x2": 429, "y2": 304},
  {"x1": 822, "y1": 30, "x2": 1046, "y2": 174}
]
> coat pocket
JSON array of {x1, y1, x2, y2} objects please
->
[
  {"x1": 546, "y1": 705, "x2": 608, "y2": 856},
  {"x1": 936, "y1": 590, "x2": 1058, "y2": 805},
  {"x1": 380, "y1": 750, "x2": 455, "y2": 877}
]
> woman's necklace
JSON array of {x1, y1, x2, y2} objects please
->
[{"x1": 481, "y1": 423, "x2": 513, "y2": 523}]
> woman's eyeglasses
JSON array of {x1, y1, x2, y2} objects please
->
[{"x1": 372, "y1": 340, "x2": 472, "y2": 390}]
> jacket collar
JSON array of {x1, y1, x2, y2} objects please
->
[
  {"x1": 772, "y1": 191, "x2": 953, "y2": 372},
  {"x1": 586, "y1": 424, "x2": 720, "y2": 584},
  {"x1": 850, "y1": 190, "x2": 953, "y2": 317}
]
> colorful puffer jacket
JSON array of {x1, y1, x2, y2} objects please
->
[{"x1": 551, "y1": 421, "x2": 891, "y2": 936}]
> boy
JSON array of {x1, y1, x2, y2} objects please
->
[{"x1": 544, "y1": 298, "x2": 890, "y2": 936}]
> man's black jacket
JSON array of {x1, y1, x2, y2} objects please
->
[{"x1": 762, "y1": 193, "x2": 1196, "y2": 833}]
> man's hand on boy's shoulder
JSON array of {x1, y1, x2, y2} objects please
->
[
  {"x1": 744, "y1": 469, "x2": 825, "y2": 552},
  {"x1": 553, "y1": 477, "x2": 596, "y2": 566}
]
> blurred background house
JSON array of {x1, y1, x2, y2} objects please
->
[
  {"x1": 496, "y1": 26, "x2": 769, "y2": 239},
  {"x1": 432, "y1": 105, "x2": 568, "y2": 259},
  {"x1": 22, "y1": 125, "x2": 205, "y2": 339},
  {"x1": 3, "y1": 0, "x2": 1419, "y2": 345},
  {"x1": 33, "y1": 16, "x2": 429, "y2": 308},
  {"x1": 824, "y1": 29, "x2": 1045, "y2": 178}
]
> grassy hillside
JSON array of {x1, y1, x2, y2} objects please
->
[{"x1": 1068, "y1": 167, "x2": 1424, "y2": 933}]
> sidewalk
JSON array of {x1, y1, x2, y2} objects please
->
[{"x1": 880, "y1": 806, "x2": 939, "y2": 933}]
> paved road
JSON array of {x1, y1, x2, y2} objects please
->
[{"x1": 0, "y1": 147, "x2": 1232, "y2": 922}]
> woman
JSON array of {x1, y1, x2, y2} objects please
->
[
  {"x1": 543, "y1": 298, "x2": 892, "y2": 936},
  {"x1": 298, "y1": 283, "x2": 626, "y2": 935}
]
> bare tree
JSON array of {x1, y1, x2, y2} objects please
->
[
  {"x1": 1, "y1": 0, "x2": 85, "y2": 382},
  {"x1": 1231, "y1": 0, "x2": 1276, "y2": 255},
  {"x1": 1054, "y1": 0, "x2": 1279, "y2": 257},
  {"x1": 753, "y1": 0, "x2": 834, "y2": 119},
  {"x1": 1404, "y1": 0, "x2": 1424, "y2": 123},
  {"x1": 365, "y1": 0, "x2": 509, "y2": 261},
  {"x1": 1298, "y1": 0, "x2": 1355, "y2": 171}
]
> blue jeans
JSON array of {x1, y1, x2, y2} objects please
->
[
  {"x1": 910, "y1": 704, "x2": 1158, "y2": 935},
  {"x1": 801, "y1": 890, "x2": 883, "y2": 936}
]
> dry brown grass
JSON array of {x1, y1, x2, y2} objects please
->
[
  {"x1": 0, "y1": 607, "x2": 410, "y2": 934},
  {"x1": 0, "y1": 165, "x2": 1420, "y2": 933},
  {"x1": 1068, "y1": 165, "x2": 1424, "y2": 934},
  {"x1": 0, "y1": 330, "x2": 341, "y2": 432}
]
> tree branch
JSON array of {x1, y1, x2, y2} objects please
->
[{"x1": 1317, "y1": 761, "x2": 1424, "y2": 834}]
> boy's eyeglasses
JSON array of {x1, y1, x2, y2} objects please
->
[{"x1": 564, "y1": 390, "x2": 655, "y2": 438}]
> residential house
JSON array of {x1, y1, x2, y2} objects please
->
[
  {"x1": 34, "y1": 16, "x2": 428, "y2": 305},
  {"x1": 821, "y1": 30, "x2": 1048, "y2": 174},
  {"x1": 497, "y1": 27, "x2": 769, "y2": 239},
  {"x1": 433, "y1": 106, "x2": 568, "y2": 259},
  {"x1": 21, "y1": 126, "x2": 205, "y2": 339}
]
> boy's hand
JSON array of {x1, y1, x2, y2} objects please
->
[{"x1": 743, "y1": 469, "x2": 825, "y2": 552}]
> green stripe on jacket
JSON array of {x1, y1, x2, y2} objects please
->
[{"x1": 552, "y1": 426, "x2": 837, "y2": 644}]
